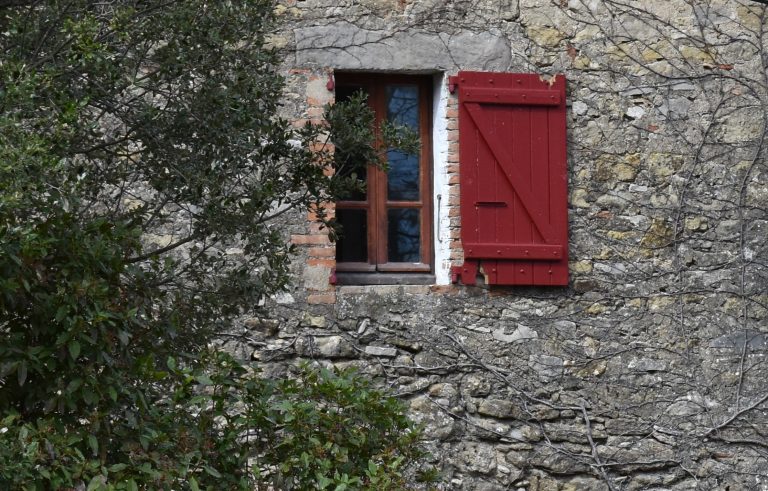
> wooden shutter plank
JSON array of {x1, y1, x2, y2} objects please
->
[
  {"x1": 509, "y1": 104, "x2": 531, "y2": 283},
  {"x1": 476, "y1": 112, "x2": 499, "y2": 246},
  {"x1": 530, "y1": 104, "x2": 551, "y2": 284}
]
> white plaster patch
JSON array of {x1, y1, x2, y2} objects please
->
[{"x1": 433, "y1": 73, "x2": 452, "y2": 285}]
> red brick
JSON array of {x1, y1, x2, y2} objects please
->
[
  {"x1": 291, "y1": 234, "x2": 330, "y2": 245},
  {"x1": 307, "y1": 293, "x2": 337, "y2": 304},
  {"x1": 307, "y1": 258, "x2": 336, "y2": 268},
  {"x1": 430, "y1": 284, "x2": 460, "y2": 294},
  {"x1": 307, "y1": 106, "x2": 325, "y2": 118},
  {"x1": 307, "y1": 207, "x2": 335, "y2": 222},
  {"x1": 308, "y1": 247, "x2": 336, "y2": 258},
  {"x1": 307, "y1": 96, "x2": 327, "y2": 106},
  {"x1": 308, "y1": 222, "x2": 330, "y2": 234}
]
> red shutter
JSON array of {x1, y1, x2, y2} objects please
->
[{"x1": 450, "y1": 72, "x2": 568, "y2": 286}]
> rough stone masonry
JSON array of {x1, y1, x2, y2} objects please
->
[{"x1": 244, "y1": 0, "x2": 768, "y2": 489}]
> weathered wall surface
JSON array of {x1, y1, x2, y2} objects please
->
[{"x1": 247, "y1": 1, "x2": 768, "y2": 489}]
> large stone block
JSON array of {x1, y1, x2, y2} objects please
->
[{"x1": 295, "y1": 22, "x2": 511, "y2": 71}]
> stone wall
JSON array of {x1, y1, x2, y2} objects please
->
[{"x1": 248, "y1": 0, "x2": 768, "y2": 489}]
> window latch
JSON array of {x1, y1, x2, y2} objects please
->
[{"x1": 475, "y1": 201, "x2": 508, "y2": 207}]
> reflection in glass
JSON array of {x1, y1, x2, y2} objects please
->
[
  {"x1": 387, "y1": 150, "x2": 419, "y2": 201},
  {"x1": 386, "y1": 86, "x2": 419, "y2": 201},
  {"x1": 336, "y1": 209, "x2": 367, "y2": 262},
  {"x1": 386, "y1": 86, "x2": 419, "y2": 129},
  {"x1": 388, "y1": 208, "x2": 420, "y2": 262}
]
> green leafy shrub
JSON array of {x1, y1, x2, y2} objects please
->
[{"x1": 0, "y1": 353, "x2": 431, "y2": 490}]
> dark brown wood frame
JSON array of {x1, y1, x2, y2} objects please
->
[{"x1": 334, "y1": 73, "x2": 433, "y2": 274}]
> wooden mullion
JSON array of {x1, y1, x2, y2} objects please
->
[
  {"x1": 376, "y1": 262, "x2": 432, "y2": 273},
  {"x1": 336, "y1": 200, "x2": 370, "y2": 209},
  {"x1": 385, "y1": 201, "x2": 422, "y2": 208},
  {"x1": 373, "y1": 83, "x2": 388, "y2": 266},
  {"x1": 335, "y1": 262, "x2": 376, "y2": 272},
  {"x1": 418, "y1": 76, "x2": 433, "y2": 268}
]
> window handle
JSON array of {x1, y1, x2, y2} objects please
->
[{"x1": 437, "y1": 194, "x2": 442, "y2": 243}]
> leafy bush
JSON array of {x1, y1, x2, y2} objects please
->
[{"x1": 0, "y1": 353, "x2": 430, "y2": 490}]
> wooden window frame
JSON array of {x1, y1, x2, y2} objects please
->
[{"x1": 334, "y1": 73, "x2": 433, "y2": 275}]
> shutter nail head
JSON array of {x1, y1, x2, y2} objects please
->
[{"x1": 520, "y1": 269, "x2": 525, "y2": 273}]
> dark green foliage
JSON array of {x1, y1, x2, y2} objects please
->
[
  {"x1": 0, "y1": 354, "x2": 429, "y2": 490},
  {"x1": 0, "y1": 1, "x2": 431, "y2": 489}
]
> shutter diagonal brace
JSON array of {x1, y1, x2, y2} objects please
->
[{"x1": 465, "y1": 102, "x2": 560, "y2": 246}]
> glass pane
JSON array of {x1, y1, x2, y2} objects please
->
[
  {"x1": 387, "y1": 208, "x2": 420, "y2": 262},
  {"x1": 387, "y1": 150, "x2": 419, "y2": 201},
  {"x1": 336, "y1": 85, "x2": 366, "y2": 103},
  {"x1": 336, "y1": 209, "x2": 367, "y2": 262},
  {"x1": 335, "y1": 85, "x2": 368, "y2": 201},
  {"x1": 386, "y1": 86, "x2": 420, "y2": 201},
  {"x1": 386, "y1": 85, "x2": 419, "y2": 129}
]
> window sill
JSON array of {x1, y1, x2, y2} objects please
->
[{"x1": 334, "y1": 272, "x2": 435, "y2": 285}]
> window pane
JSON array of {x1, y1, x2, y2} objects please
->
[
  {"x1": 387, "y1": 150, "x2": 419, "y2": 201},
  {"x1": 386, "y1": 85, "x2": 419, "y2": 129},
  {"x1": 387, "y1": 208, "x2": 420, "y2": 262},
  {"x1": 386, "y1": 86, "x2": 420, "y2": 201},
  {"x1": 336, "y1": 209, "x2": 367, "y2": 262},
  {"x1": 336, "y1": 85, "x2": 366, "y2": 103}
]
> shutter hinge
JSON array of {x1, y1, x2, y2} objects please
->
[{"x1": 448, "y1": 75, "x2": 461, "y2": 94}]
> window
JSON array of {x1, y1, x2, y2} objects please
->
[{"x1": 334, "y1": 73, "x2": 433, "y2": 282}]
